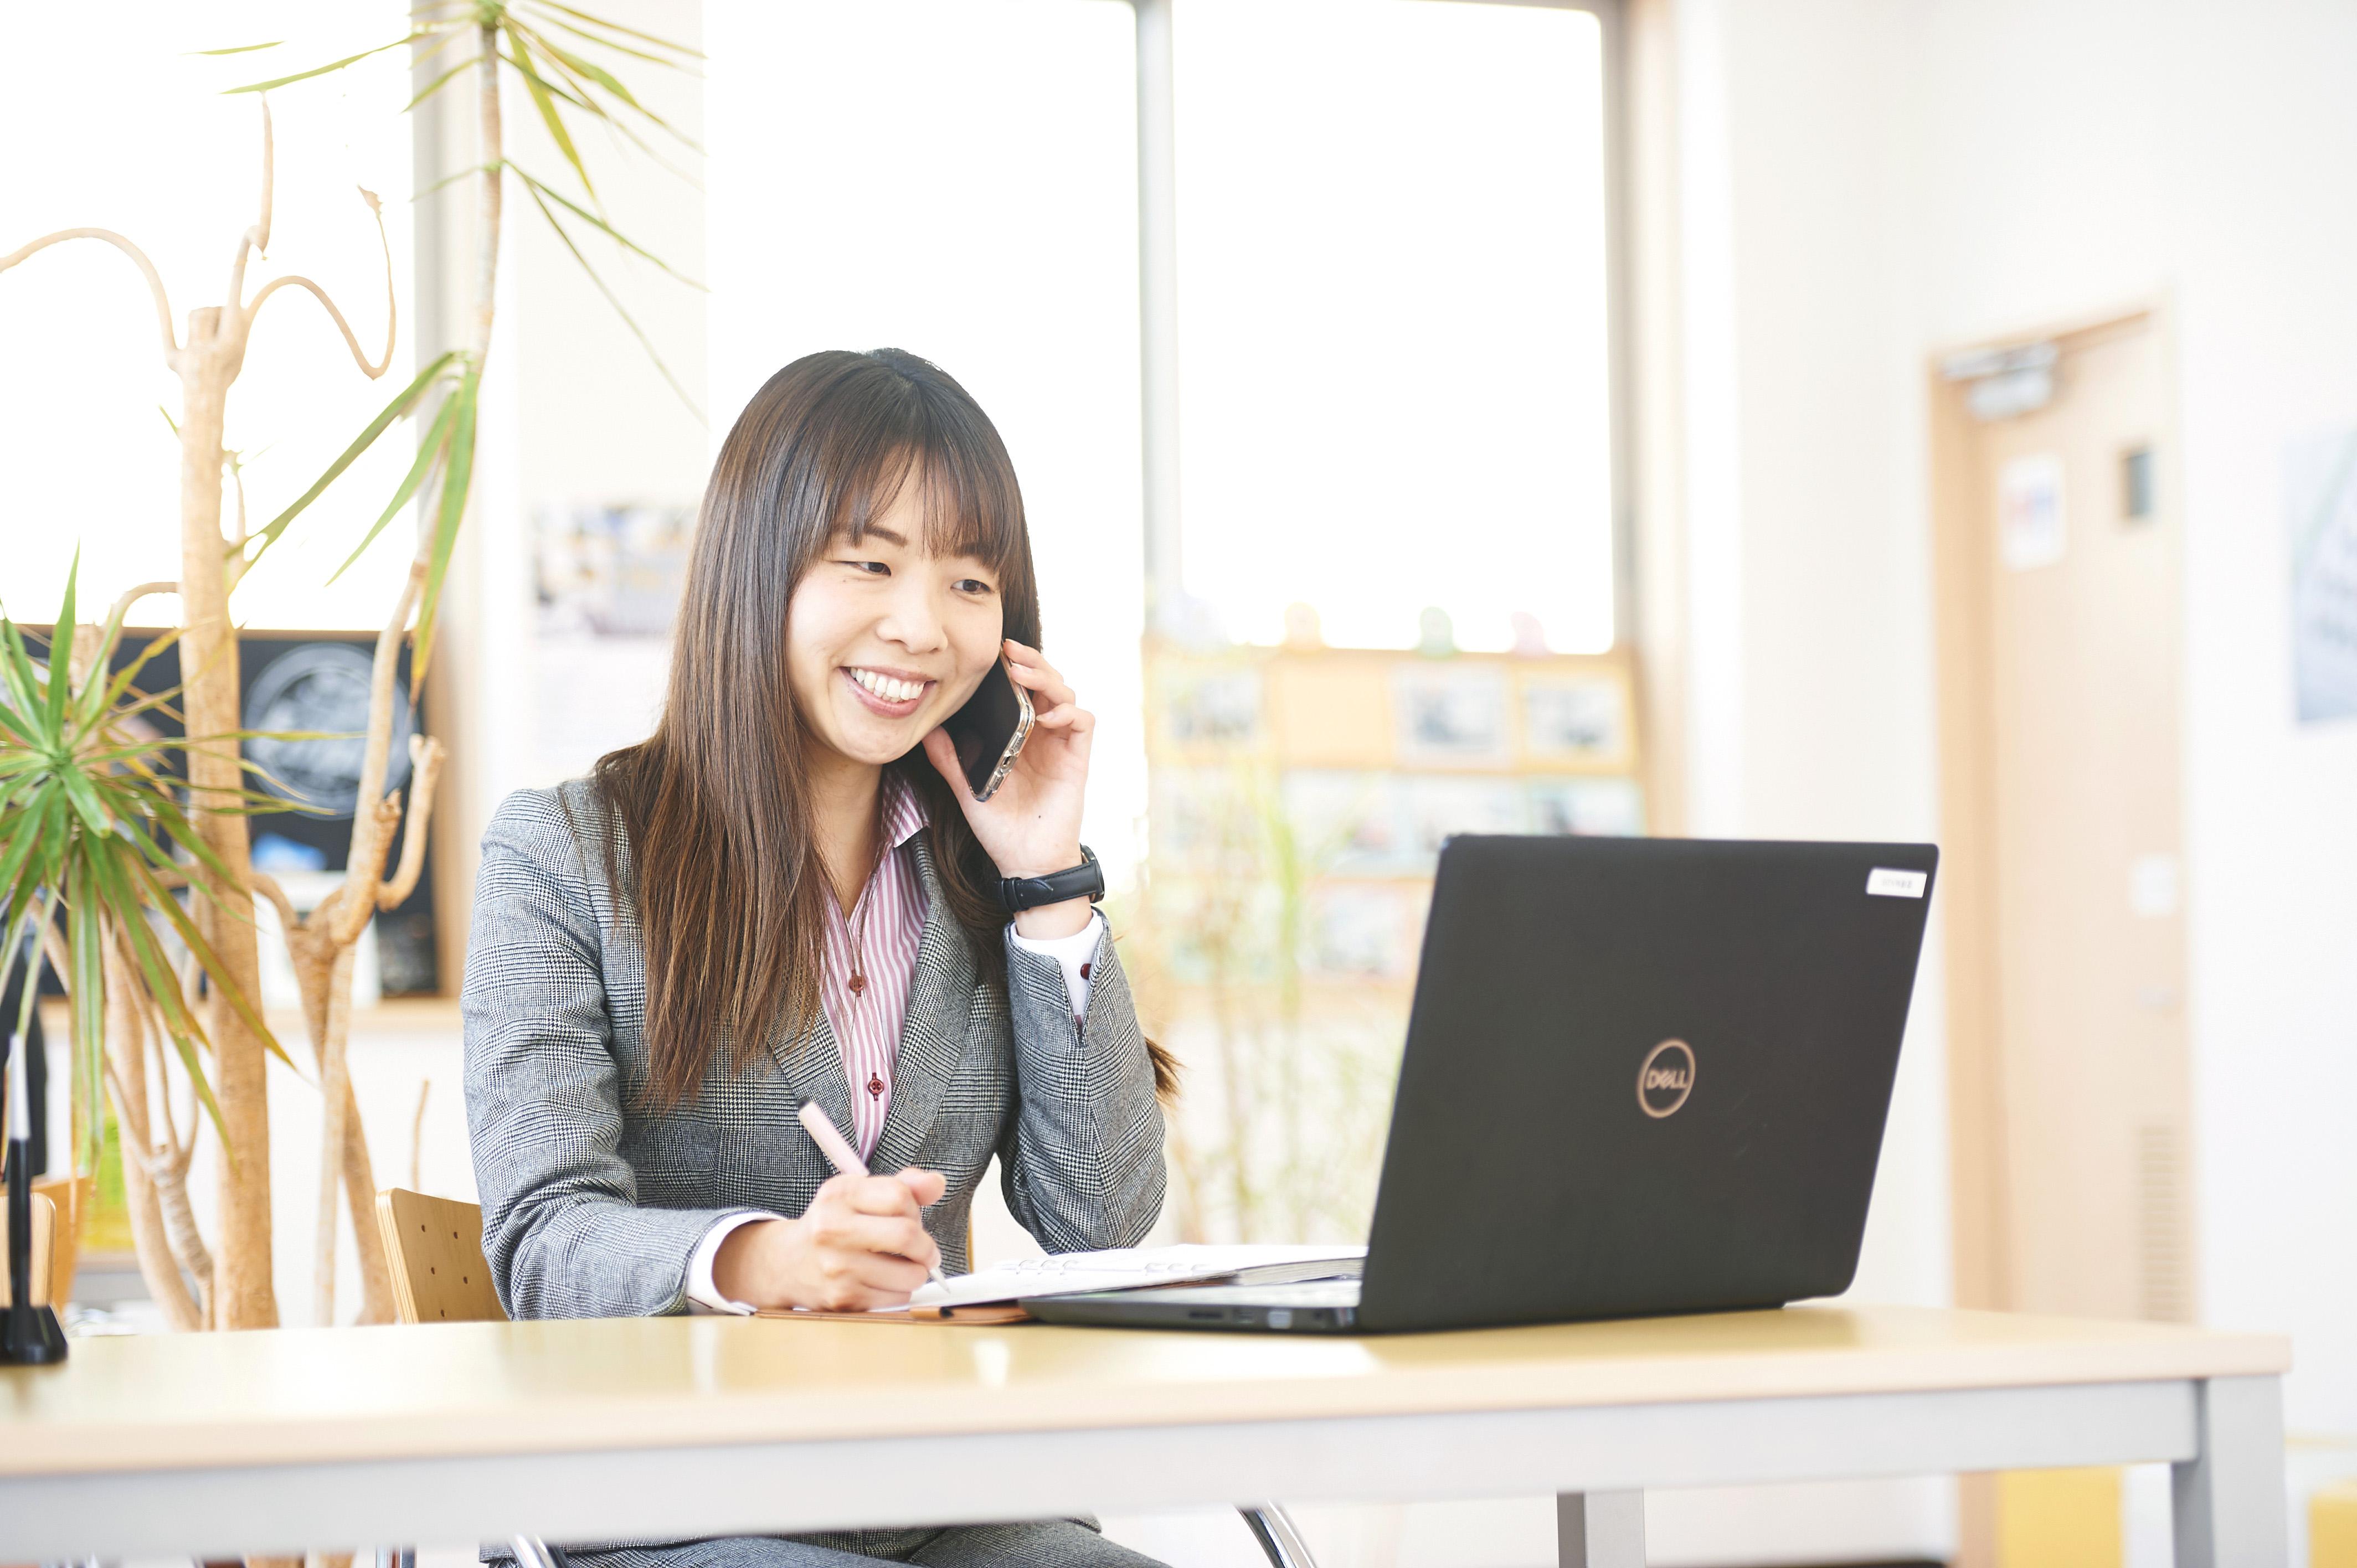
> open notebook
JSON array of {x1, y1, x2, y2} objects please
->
[{"x1": 755, "y1": 1243, "x2": 1365, "y2": 1324}]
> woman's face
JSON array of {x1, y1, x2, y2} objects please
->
[{"x1": 785, "y1": 477, "x2": 1006, "y2": 770}]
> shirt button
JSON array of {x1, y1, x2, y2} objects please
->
[
  {"x1": 867, "y1": 1075, "x2": 885, "y2": 1097},
  {"x1": 1079, "y1": 962, "x2": 1092, "y2": 980}
]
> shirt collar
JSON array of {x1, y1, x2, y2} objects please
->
[{"x1": 881, "y1": 770, "x2": 929, "y2": 850}]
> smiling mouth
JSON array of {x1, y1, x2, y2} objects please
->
[{"x1": 843, "y1": 666, "x2": 933, "y2": 710}]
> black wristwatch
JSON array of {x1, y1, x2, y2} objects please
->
[{"x1": 999, "y1": 845, "x2": 1105, "y2": 914}]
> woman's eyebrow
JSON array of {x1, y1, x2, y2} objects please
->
[{"x1": 852, "y1": 524, "x2": 910, "y2": 547}]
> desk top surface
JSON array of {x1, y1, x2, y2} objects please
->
[{"x1": 0, "y1": 1304, "x2": 2287, "y2": 1477}]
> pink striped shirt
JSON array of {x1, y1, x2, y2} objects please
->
[
  {"x1": 818, "y1": 773, "x2": 930, "y2": 1159},
  {"x1": 681, "y1": 777, "x2": 1108, "y2": 1311}
]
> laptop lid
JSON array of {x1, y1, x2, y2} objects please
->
[{"x1": 1355, "y1": 835, "x2": 1937, "y2": 1333}]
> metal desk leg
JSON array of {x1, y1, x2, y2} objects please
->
[
  {"x1": 1558, "y1": 1491, "x2": 1644, "y2": 1568},
  {"x1": 2171, "y1": 1375, "x2": 2287, "y2": 1568}
]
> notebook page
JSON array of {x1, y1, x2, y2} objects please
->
[{"x1": 898, "y1": 1243, "x2": 1366, "y2": 1311}]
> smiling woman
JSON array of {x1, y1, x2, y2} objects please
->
[
  {"x1": 597, "y1": 349, "x2": 1046, "y2": 1110},
  {"x1": 461, "y1": 346, "x2": 1177, "y2": 1568}
]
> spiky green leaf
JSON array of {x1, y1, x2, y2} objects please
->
[
  {"x1": 329, "y1": 390, "x2": 459, "y2": 585},
  {"x1": 508, "y1": 163, "x2": 703, "y2": 287},
  {"x1": 505, "y1": 24, "x2": 596, "y2": 202},
  {"x1": 66, "y1": 867, "x2": 105, "y2": 1172},
  {"x1": 526, "y1": 2, "x2": 702, "y2": 60},
  {"x1": 45, "y1": 554, "x2": 77, "y2": 734},
  {"x1": 413, "y1": 368, "x2": 480, "y2": 683},
  {"x1": 517, "y1": 179, "x2": 703, "y2": 418},
  {"x1": 529, "y1": 11, "x2": 692, "y2": 70},
  {"x1": 224, "y1": 34, "x2": 425, "y2": 94},
  {"x1": 518, "y1": 27, "x2": 697, "y2": 149},
  {"x1": 402, "y1": 55, "x2": 472, "y2": 112},
  {"x1": 243, "y1": 350, "x2": 461, "y2": 564}
]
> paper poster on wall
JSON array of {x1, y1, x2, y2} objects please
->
[
  {"x1": 1391, "y1": 665, "x2": 1510, "y2": 766},
  {"x1": 1527, "y1": 777, "x2": 1646, "y2": 837},
  {"x1": 2287, "y1": 429, "x2": 2357, "y2": 724},
  {"x1": 1159, "y1": 665, "x2": 1262, "y2": 747},
  {"x1": 1401, "y1": 776, "x2": 1526, "y2": 860},
  {"x1": 1999, "y1": 453, "x2": 2067, "y2": 570},
  {"x1": 1520, "y1": 676, "x2": 1628, "y2": 762}
]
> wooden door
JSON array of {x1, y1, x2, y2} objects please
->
[{"x1": 1934, "y1": 309, "x2": 2191, "y2": 1323}]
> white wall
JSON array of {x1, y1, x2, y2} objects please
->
[{"x1": 2169, "y1": 0, "x2": 2357, "y2": 1450}]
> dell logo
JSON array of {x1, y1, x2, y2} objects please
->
[{"x1": 1638, "y1": 1039, "x2": 1696, "y2": 1118}]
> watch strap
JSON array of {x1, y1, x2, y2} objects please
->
[{"x1": 999, "y1": 845, "x2": 1105, "y2": 914}]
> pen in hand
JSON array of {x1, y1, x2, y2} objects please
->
[{"x1": 796, "y1": 1100, "x2": 951, "y2": 1290}]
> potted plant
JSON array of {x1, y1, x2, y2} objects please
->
[{"x1": 0, "y1": 3, "x2": 695, "y2": 1337}]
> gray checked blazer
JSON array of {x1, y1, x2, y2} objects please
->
[{"x1": 461, "y1": 779, "x2": 1167, "y2": 1319}]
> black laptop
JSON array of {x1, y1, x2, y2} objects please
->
[{"x1": 1025, "y1": 834, "x2": 1938, "y2": 1334}]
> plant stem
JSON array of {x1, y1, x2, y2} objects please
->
[
  {"x1": 475, "y1": 21, "x2": 503, "y2": 367},
  {"x1": 174, "y1": 319, "x2": 277, "y2": 1332}
]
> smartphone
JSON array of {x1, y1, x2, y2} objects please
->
[{"x1": 941, "y1": 656, "x2": 1035, "y2": 802}]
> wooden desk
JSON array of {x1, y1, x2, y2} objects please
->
[{"x1": 0, "y1": 1306, "x2": 2290, "y2": 1567}]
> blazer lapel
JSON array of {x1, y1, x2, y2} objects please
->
[
  {"x1": 868, "y1": 834, "x2": 976, "y2": 1174},
  {"x1": 768, "y1": 984, "x2": 856, "y2": 1146}
]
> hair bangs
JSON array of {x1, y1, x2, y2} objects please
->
[{"x1": 833, "y1": 416, "x2": 1027, "y2": 591}]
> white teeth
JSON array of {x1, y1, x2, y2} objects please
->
[{"x1": 851, "y1": 668, "x2": 922, "y2": 703}]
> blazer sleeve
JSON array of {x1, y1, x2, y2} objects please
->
[
  {"x1": 462, "y1": 788, "x2": 766, "y2": 1318},
  {"x1": 996, "y1": 922, "x2": 1167, "y2": 1251}
]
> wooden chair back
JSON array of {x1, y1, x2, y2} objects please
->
[
  {"x1": 375, "y1": 1188, "x2": 508, "y2": 1324},
  {"x1": 0, "y1": 1192, "x2": 57, "y2": 1308},
  {"x1": 32, "y1": 1173, "x2": 91, "y2": 1306}
]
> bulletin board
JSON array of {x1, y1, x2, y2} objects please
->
[{"x1": 1142, "y1": 639, "x2": 1647, "y2": 988}]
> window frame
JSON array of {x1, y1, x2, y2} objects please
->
[{"x1": 1129, "y1": 0, "x2": 1635, "y2": 651}]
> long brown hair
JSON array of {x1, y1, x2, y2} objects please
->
[{"x1": 595, "y1": 349, "x2": 1171, "y2": 1110}]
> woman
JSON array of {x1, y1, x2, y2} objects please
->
[{"x1": 463, "y1": 349, "x2": 1173, "y2": 1568}]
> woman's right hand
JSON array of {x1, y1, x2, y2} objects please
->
[{"x1": 711, "y1": 1168, "x2": 948, "y2": 1311}]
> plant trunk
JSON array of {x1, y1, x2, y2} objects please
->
[
  {"x1": 310, "y1": 943, "x2": 356, "y2": 1323},
  {"x1": 333, "y1": 1070, "x2": 392, "y2": 1320},
  {"x1": 176, "y1": 308, "x2": 276, "y2": 1332},
  {"x1": 101, "y1": 938, "x2": 205, "y2": 1332},
  {"x1": 286, "y1": 905, "x2": 395, "y2": 1324},
  {"x1": 474, "y1": 22, "x2": 502, "y2": 363}
]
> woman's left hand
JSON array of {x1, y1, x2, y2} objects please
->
[{"x1": 922, "y1": 639, "x2": 1094, "y2": 934}]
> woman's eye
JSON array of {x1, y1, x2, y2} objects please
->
[
  {"x1": 842, "y1": 559, "x2": 889, "y2": 576},
  {"x1": 955, "y1": 578, "x2": 994, "y2": 595}
]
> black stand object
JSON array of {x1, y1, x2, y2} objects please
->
[{"x1": 4, "y1": 1027, "x2": 67, "y2": 1364}]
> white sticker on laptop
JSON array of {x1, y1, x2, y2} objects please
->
[{"x1": 1866, "y1": 868, "x2": 1928, "y2": 899}]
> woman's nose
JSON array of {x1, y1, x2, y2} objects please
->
[{"x1": 874, "y1": 579, "x2": 948, "y2": 652}]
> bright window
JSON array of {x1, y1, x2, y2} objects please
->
[
  {"x1": 706, "y1": 0, "x2": 1149, "y2": 872},
  {"x1": 1170, "y1": 0, "x2": 1615, "y2": 654}
]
